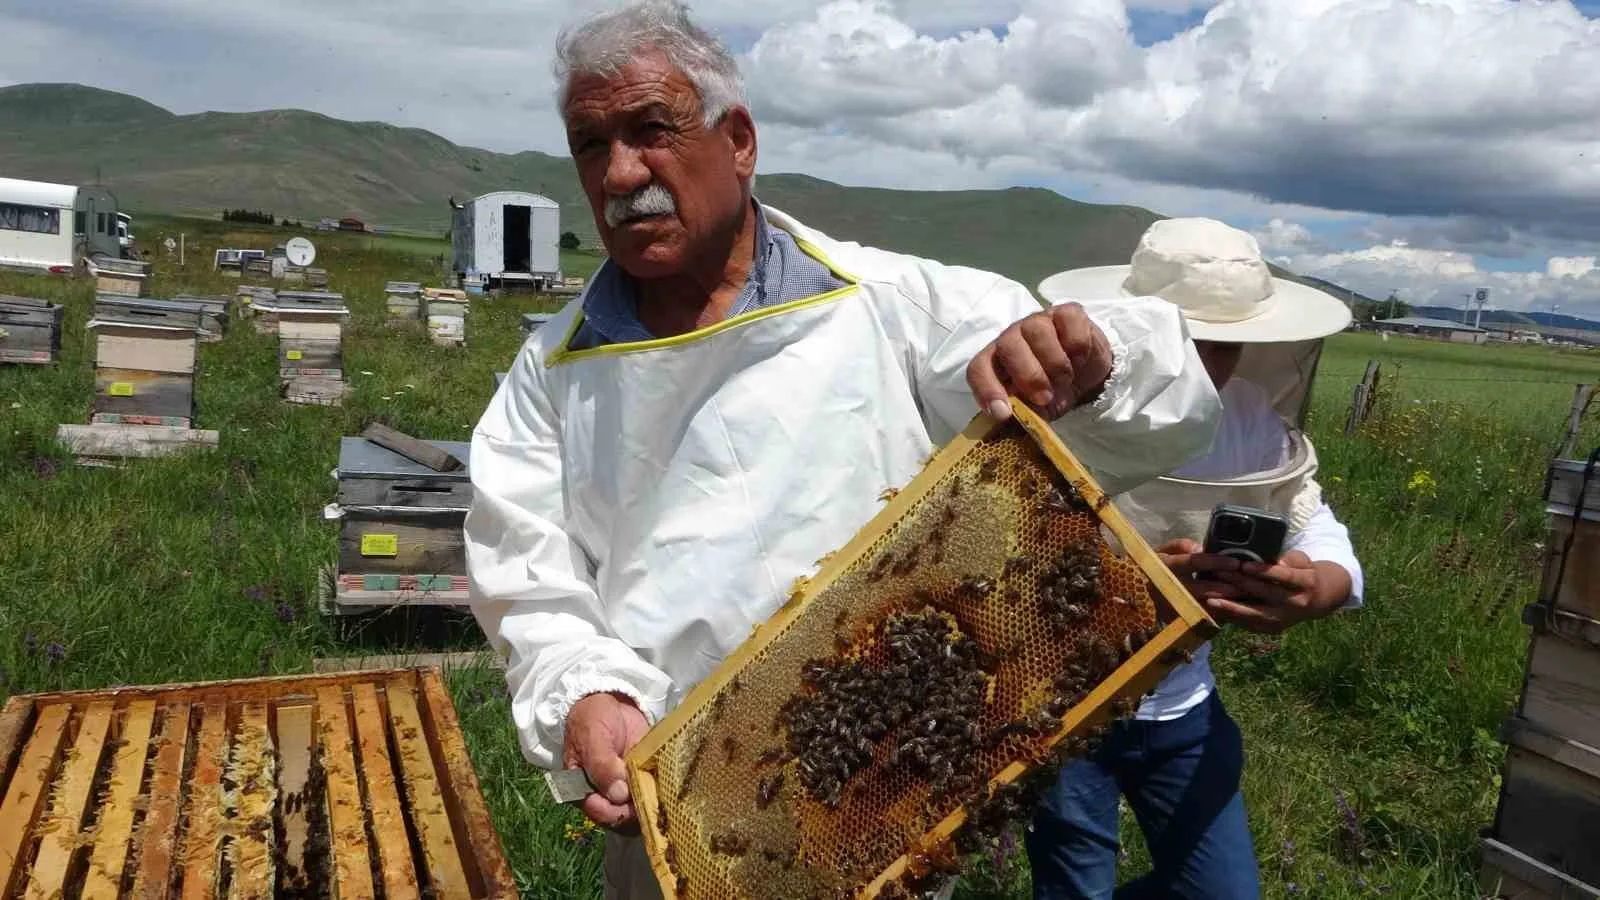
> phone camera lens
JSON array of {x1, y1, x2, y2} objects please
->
[{"x1": 1215, "y1": 513, "x2": 1254, "y2": 545}]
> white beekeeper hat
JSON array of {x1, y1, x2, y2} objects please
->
[{"x1": 1038, "y1": 217, "x2": 1352, "y2": 343}]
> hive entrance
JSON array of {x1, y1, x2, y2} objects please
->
[{"x1": 628, "y1": 407, "x2": 1215, "y2": 899}]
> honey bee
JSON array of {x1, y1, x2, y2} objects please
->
[
  {"x1": 723, "y1": 736, "x2": 739, "y2": 764},
  {"x1": 978, "y1": 458, "x2": 1001, "y2": 483},
  {"x1": 757, "y1": 771, "x2": 786, "y2": 808},
  {"x1": 879, "y1": 487, "x2": 900, "y2": 503}
]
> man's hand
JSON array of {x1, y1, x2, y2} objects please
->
[
  {"x1": 968, "y1": 303, "x2": 1114, "y2": 423},
  {"x1": 563, "y1": 692, "x2": 650, "y2": 831},
  {"x1": 1157, "y1": 540, "x2": 1352, "y2": 635}
]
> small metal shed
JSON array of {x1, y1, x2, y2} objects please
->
[{"x1": 449, "y1": 192, "x2": 560, "y2": 288}]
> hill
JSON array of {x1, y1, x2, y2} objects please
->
[{"x1": 0, "y1": 83, "x2": 1162, "y2": 288}]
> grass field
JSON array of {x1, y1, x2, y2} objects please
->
[{"x1": 2, "y1": 216, "x2": 1598, "y2": 898}]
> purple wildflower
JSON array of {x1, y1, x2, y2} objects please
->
[
  {"x1": 1285, "y1": 882, "x2": 1300, "y2": 896},
  {"x1": 275, "y1": 601, "x2": 297, "y2": 623},
  {"x1": 45, "y1": 641, "x2": 66, "y2": 664},
  {"x1": 23, "y1": 633, "x2": 38, "y2": 655},
  {"x1": 1333, "y1": 787, "x2": 1366, "y2": 859},
  {"x1": 32, "y1": 457, "x2": 59, "y2": 480}
]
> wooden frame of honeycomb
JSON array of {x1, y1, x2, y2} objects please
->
[
  {"x1": 626, "y1": 402, "x2": 1219, "y2": 899},
  {"x1": 0, "y1": 667, "x2": 516, "y2": 899}
]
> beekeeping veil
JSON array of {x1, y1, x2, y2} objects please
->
[{"x1": 1039, "y1": 218, "x2": 1353, "y2": 547}]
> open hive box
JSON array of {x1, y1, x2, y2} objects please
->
[
  {"x1": 626, "y1": 405, "x2": 1218, "y2": 899},
  {"x1": 0, "y1": 668, "x2": 516, "y2": 899}
]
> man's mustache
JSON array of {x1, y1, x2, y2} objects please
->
[{"x1": 605, "y1": 183, "x2": 677, "y2": 228}]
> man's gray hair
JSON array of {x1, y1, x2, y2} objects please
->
[{"x1": 556, "y1": 1, "x2": 746, "y2": 128}]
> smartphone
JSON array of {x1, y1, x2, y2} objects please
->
[{"x1": 1203, "y1": 504, "x2": 1287, "y2": 565}]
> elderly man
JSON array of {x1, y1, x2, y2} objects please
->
[{"x1": 465, "y1": 2, "x2": 1221, "y2": 896}]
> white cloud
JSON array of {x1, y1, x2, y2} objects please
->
[
  {"x1": 1274, "y1": 234, "x2": 1600, "y2": 317},
  {"x1": 1254, "y1": 218, "x2": 1315, "y2": 254},
  {"x1": 742, "y1": 0, "x2": 1600, "y2": 240},
  {"x1": 1549, "y1": 256, "x2": 1598, "y2": 279}
]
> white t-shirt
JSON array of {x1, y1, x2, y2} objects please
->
[{"x1": 1134, "y1": 378, "x2": 1365, "y2": 721}]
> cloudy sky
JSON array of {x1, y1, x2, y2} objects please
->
[{"x1": 3, "y1": 0, "x2": 1599, "y2": 317}]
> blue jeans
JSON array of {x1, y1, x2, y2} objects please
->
[{"x1": 1024, "y1": 692, "x2": 1261, "y2": 899}]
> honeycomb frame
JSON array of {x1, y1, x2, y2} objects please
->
[{"x1": 626, "y1": 401, "x2": 1218, "y2": 899}]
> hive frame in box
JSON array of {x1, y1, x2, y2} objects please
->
[
  {"x1": 625, "y1": 402, "x2": 1217, "y2": 900},
  {"x1": 0, "y1": 667, "x2": 516, "y2": 899}
]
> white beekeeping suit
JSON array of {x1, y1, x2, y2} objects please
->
[{"x1": 465, "y1": 206, "x2": 1222, "y2": 769}]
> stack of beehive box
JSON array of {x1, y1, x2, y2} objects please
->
[
  {"x1": 277, "y1": 291, "x2": 351, "y2": 406},
  {"x1": 1480, "y1": 454, "x2": 1600, "y2": 899},
  {"x1": 0, "y1": 294, "x2": 65, "y2": 365},
  {"x1": 284, "y1": 265, "x2": 329, "y2": 288},
  {"x1": 55, "y1": 296, "x2": 218, "y2": 461},
  {"x1": 90, "y1": 257, "x2": 152, "y2": 298},
  {"x1": 326, "y1": 434, "x2": 473, "y2": 612},
  {"x1": 385, "y1": 281, "x2": 422, "y2": 326},
  {"x1": 423, "y1": 287, "x2": 468, "y2": 347}
]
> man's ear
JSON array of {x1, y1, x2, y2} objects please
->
[{"x1": 722, "y1": 106, "x2": 758, "y2": 180}]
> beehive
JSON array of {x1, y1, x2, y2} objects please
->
[
  {"x1": 91, "y1": 258, "x2": 152, "y2": 298},
  {"x1": 1481, "y1": 454, "x2": 1600, "y2": 899},
  {"x1": 88, "y1": 298, "x2": 203, "y2": 429},
  {"x1": 0, "y1": 295, "x2": 64, "y2": 365},
  {"x1": 329, "y1": 436, "x2": 473, "y2": 612},
  {"x1": 626, "y1": 405, "x2": 1217, "y2": 900},
  {"x1": 386, "y1": 282, "x2": 422, "y2": 326},
  {"x1": 0, "y1": 667, "x2": 516, "y2": 899}
]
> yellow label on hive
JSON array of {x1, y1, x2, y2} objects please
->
[
  {"x1": 109, "y1": 382, "x2": 135, "y2": 397},
  {"x1": 286, "y1": 350, "x2": 303, "y2": 361},
  {"x1": 360, "y1": 533, "x2": 399, "y2": 557}
]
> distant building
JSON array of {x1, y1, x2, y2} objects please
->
[
  {"x1": 337, "y1": 217, "x2": 367, "y2": 233},
  {"x1": 1375, "y1": 316, "x2": 1489, "y2": 344}
]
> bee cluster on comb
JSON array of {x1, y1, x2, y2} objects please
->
[{"x1": 627, "y1": 407, "x2": 1216, "y2": 900}]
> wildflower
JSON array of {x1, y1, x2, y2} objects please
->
[
  {"x1": 275, "y1": 601, "x2": 297, "y2": 623},
  {"x1": 23, "y1": 633, "x2": 38, "y2": 656},
  {"x1": 32, "y1": 457, "x2": 59, "y2": 480},
  {"x1": 1285, "y1": 883, "x2": 1300, "y2": 896},
  {"x1": 563, "y1": 820, "x2": 599, "y2": 844},
  {"x1": 244, "y1": 585, "x2": 268, "y2": 603},
  {"x1": 45, "y1": 642, "x2": 67, "y2": 664},
  {"x1": 1333, "y1": 788, "x2": 1366, "y2": 860},
  {"x1": 1405, "y1": 469, "x2": 1437, "y2": 497}
]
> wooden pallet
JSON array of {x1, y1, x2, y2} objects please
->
[
  {"x1": 55, "y1": 423, "x2": 220, "y2": 462},
  {"x1": 626, "y1": 403, "x2": 1217, "y2": 899},
  {"x1": 0, "y1": 668, "x2": 516, "y2": 899}
]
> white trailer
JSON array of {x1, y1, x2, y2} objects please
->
[
  {"x1": 449, "y1": 191, "x2": 560, "y2": 289},
  {"x1": 0, "y1": 176, "x2": 122, "y2": 273}
]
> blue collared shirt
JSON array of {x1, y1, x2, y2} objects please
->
[{"x1": 569, "y1": 202, "x2": 845, "y2": 350}]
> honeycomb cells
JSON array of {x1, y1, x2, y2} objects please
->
[{"x1": 644, "y1": 421, "x2": 1172, "y2": 899}]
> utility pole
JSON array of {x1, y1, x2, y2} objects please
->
[{"x1": 1473, "y1": 288, "x2": 1489, "y2": 330}]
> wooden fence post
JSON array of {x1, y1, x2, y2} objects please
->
[
  {"x1": 1346, "y1": 360, "x2": 1381, "y2": 435},
  {"x1": 1556, "y1": 384, "x2": 1597, "y2": 460}
]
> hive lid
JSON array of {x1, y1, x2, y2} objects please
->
[
  {"x1": 625, "y1": 402, "x2": 1216, "y2": 899},
  {"x1": 338, "y1": 435, "x2": 472, "y2": 481}
]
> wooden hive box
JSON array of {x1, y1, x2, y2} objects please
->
[
  {"x1": 625, "y1": 404, "x2": 1217, "y2": 900},
  {"x1": 0, "y1": 667, "x2": 516, "y2": 899},
  {"x1": 386, "y1": 282, "x2": 422, "y2": 325},
  {"x1": 427, "y1": 315, "x2": 466, "y2": 348},
  {"x1": 331, "y1": 436, "x2": 473, "y2": 611},
  {"x1": 1482, "y1": 455, "x2": 1600, "y2": 900},
  {"x1": 88, "y1": 299, "x2": 202, "y2": 429},
  {"x1": 91, "y1": 258, "x2": 152, "y2": 298},
  {"x1": 0, "y1": 295, "x2": 65, "y2": 365},
  {"x1": 170, "y1": 295, "x2": 233, "y2": 343},
  {"x1": 425, "y1": 296, "x2": 470, "y2": 320},
  {"x1": 276, "y1": 294, "x2": 350, "y2": 384}
]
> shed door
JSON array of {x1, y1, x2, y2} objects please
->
[{"x1": 503, "y1": 205, "x2": 531, "y2": 273}]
